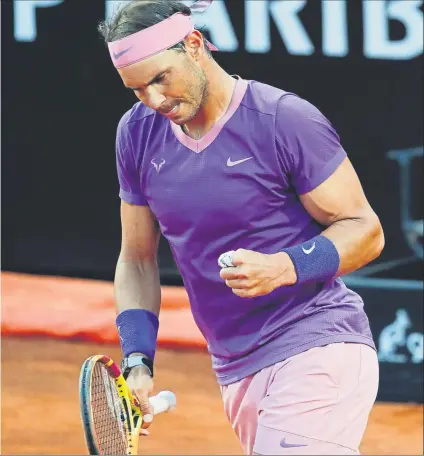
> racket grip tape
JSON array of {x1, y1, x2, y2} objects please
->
[{"x1": 149, "y1": 391, "x2": 177, "y2": 415}]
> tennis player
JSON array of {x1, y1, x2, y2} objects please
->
[{"x1": 99, "y1": 1, "x2": 384, "y2": 454}]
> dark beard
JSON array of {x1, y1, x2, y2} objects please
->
[{"x1": 183, "y1": 73, "x2": 209, "y2": 124}]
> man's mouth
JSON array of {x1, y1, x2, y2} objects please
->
[{"x1": 161, "y1": 104, "x2": 179, "y2": 117}]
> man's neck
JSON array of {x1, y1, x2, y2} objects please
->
[{"x1": 183, "y1": 63, "x2": 237, "y2": 140}]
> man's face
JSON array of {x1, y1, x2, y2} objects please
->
[{"x1": 118, "y1": 49, "x2": 208, "y2": 125}]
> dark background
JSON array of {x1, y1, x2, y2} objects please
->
[{"x1": 1, "y1": 0, "x2": 423, "y2": 401}]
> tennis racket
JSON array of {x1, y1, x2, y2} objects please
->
[{"x1": 79, "y1": 355, "x2": 176, "y2": 455}]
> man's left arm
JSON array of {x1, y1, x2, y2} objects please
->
[
  {"x1": 220, "y1": 162, "x2": 384, "y2": 298},
  {"x1": 220, "y1": 96, "x2": 385, "y2": 298},
  {"x1": 296, "y1": 156, "x2": 384, "y2": 276}
]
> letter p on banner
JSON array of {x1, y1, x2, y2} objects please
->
[{"x1": 14, "y1": 0, "x2": 64, "y2": 42}]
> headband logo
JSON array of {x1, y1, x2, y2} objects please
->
[{"x1": 113, "y1": 46, "x2": 132, "y2": 60}]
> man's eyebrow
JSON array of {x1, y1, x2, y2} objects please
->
[{"x1": 125, "y1": 70, "x2": 168, "y2": 90}]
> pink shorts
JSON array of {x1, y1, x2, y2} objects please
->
[{"x1": 220, "y1": 343, "x2": 379, "y2": 455}]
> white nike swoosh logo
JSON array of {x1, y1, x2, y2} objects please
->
[
  {"x1": 227, "y1": 157, "x2": 253, "y2": 167},
  {"x1": 302, "y1": 242, "x2": 316, "y2": 255}
]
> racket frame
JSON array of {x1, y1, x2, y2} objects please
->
[{"x1": 79, "y1": 355, "x2": 143, "y2": 455}]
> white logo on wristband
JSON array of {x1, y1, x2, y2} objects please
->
[
  {"x1": 117, "y1": 325, "x2": 124, "y2": 343},
  {"x1": 302, "y1": 242, "x2": 316, "y2": 255}
]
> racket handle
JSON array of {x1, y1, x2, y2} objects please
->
[{"x1": 149, "y1": 391, "x2": 177, "y2": 415}]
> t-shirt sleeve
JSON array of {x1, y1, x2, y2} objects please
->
[
  {"x1": 116, "y1": 111, "x2": 148, "y2": 206},
  {"x1": 275, "y1": 94, "x2": 347, "y2": 195}
]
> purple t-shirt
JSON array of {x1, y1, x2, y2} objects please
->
[{"x1": 116, "y1": 77, "x2": 376, "y2": 385}]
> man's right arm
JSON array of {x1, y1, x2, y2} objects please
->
[
  {"x1": 114, "y1": 201, "x2": 161, "y2": 316},
  {"x1": 114, "y1": 201, "x2": 161, "y2": 431}
]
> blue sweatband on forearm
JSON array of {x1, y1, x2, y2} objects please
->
[
  {"x1": 116, "y1": 309, "x2": 159, "y2": 361},
  {"x1": 282, "y1": 235, "x2": 340, "y2": 285}
]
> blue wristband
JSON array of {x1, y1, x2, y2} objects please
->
[
  {"x1": 282, "y1": 235, "x2": 340, "y2": 285},
  {"x1": 116, "y1": 309, "x2": 159, "y2": 361}
]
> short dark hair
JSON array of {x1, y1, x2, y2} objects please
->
[{"x1": 98, "y1": 0, "x2": 212, "y2": 57}]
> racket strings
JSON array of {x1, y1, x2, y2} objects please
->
[{"x1": 91, "y1": 363, "x2": 127, "y2": 455}]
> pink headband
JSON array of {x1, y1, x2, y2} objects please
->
[{"x1": 108, "y1": 0, "x2": 218, "y2": 69}]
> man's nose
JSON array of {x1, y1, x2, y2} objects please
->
[{"x1": 143, "y1": 87, "x2": 166, "y2": 111}]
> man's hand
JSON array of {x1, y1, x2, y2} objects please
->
[
  {"x1": 126, "y1": 365, "x2": 154, "y2": 435},
  {"x1": 219, "y1": 249, "x2": 297, "y2": 298}
]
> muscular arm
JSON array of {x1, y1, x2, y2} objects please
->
[
  {"x1": 114, "y1": 201, "x2": 160, "y2": 422},
  {"x1": 221, "y1": 157, "x2": 385, "y2": 297},
  {"x1": 222, "y1": 99, "x2": 385, "y2": 297},
  {"x1": 114, "y1": 201, "x2": 161, "y2": 316},
  {"x1": 299, "y1": 157, "x2": 385, "y2": 276}
]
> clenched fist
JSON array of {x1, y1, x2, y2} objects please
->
[{"x1": 219, "y1": 249, "x2": 297, "y2": 298}]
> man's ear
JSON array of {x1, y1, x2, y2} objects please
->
[{"x1": 184, "y1": 30, "x2": 204, "y2": 60}]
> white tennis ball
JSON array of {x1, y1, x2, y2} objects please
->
[
  {"x1": 157, "y1": 390, "x2": 177, "y2": 410},
  {"x1": 218, "y1": 251, "x2": 235, "y2": 268}
]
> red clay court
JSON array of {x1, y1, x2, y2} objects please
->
[{"x1": 1, "y1": 272, "x2": 423, "y2": 455}]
